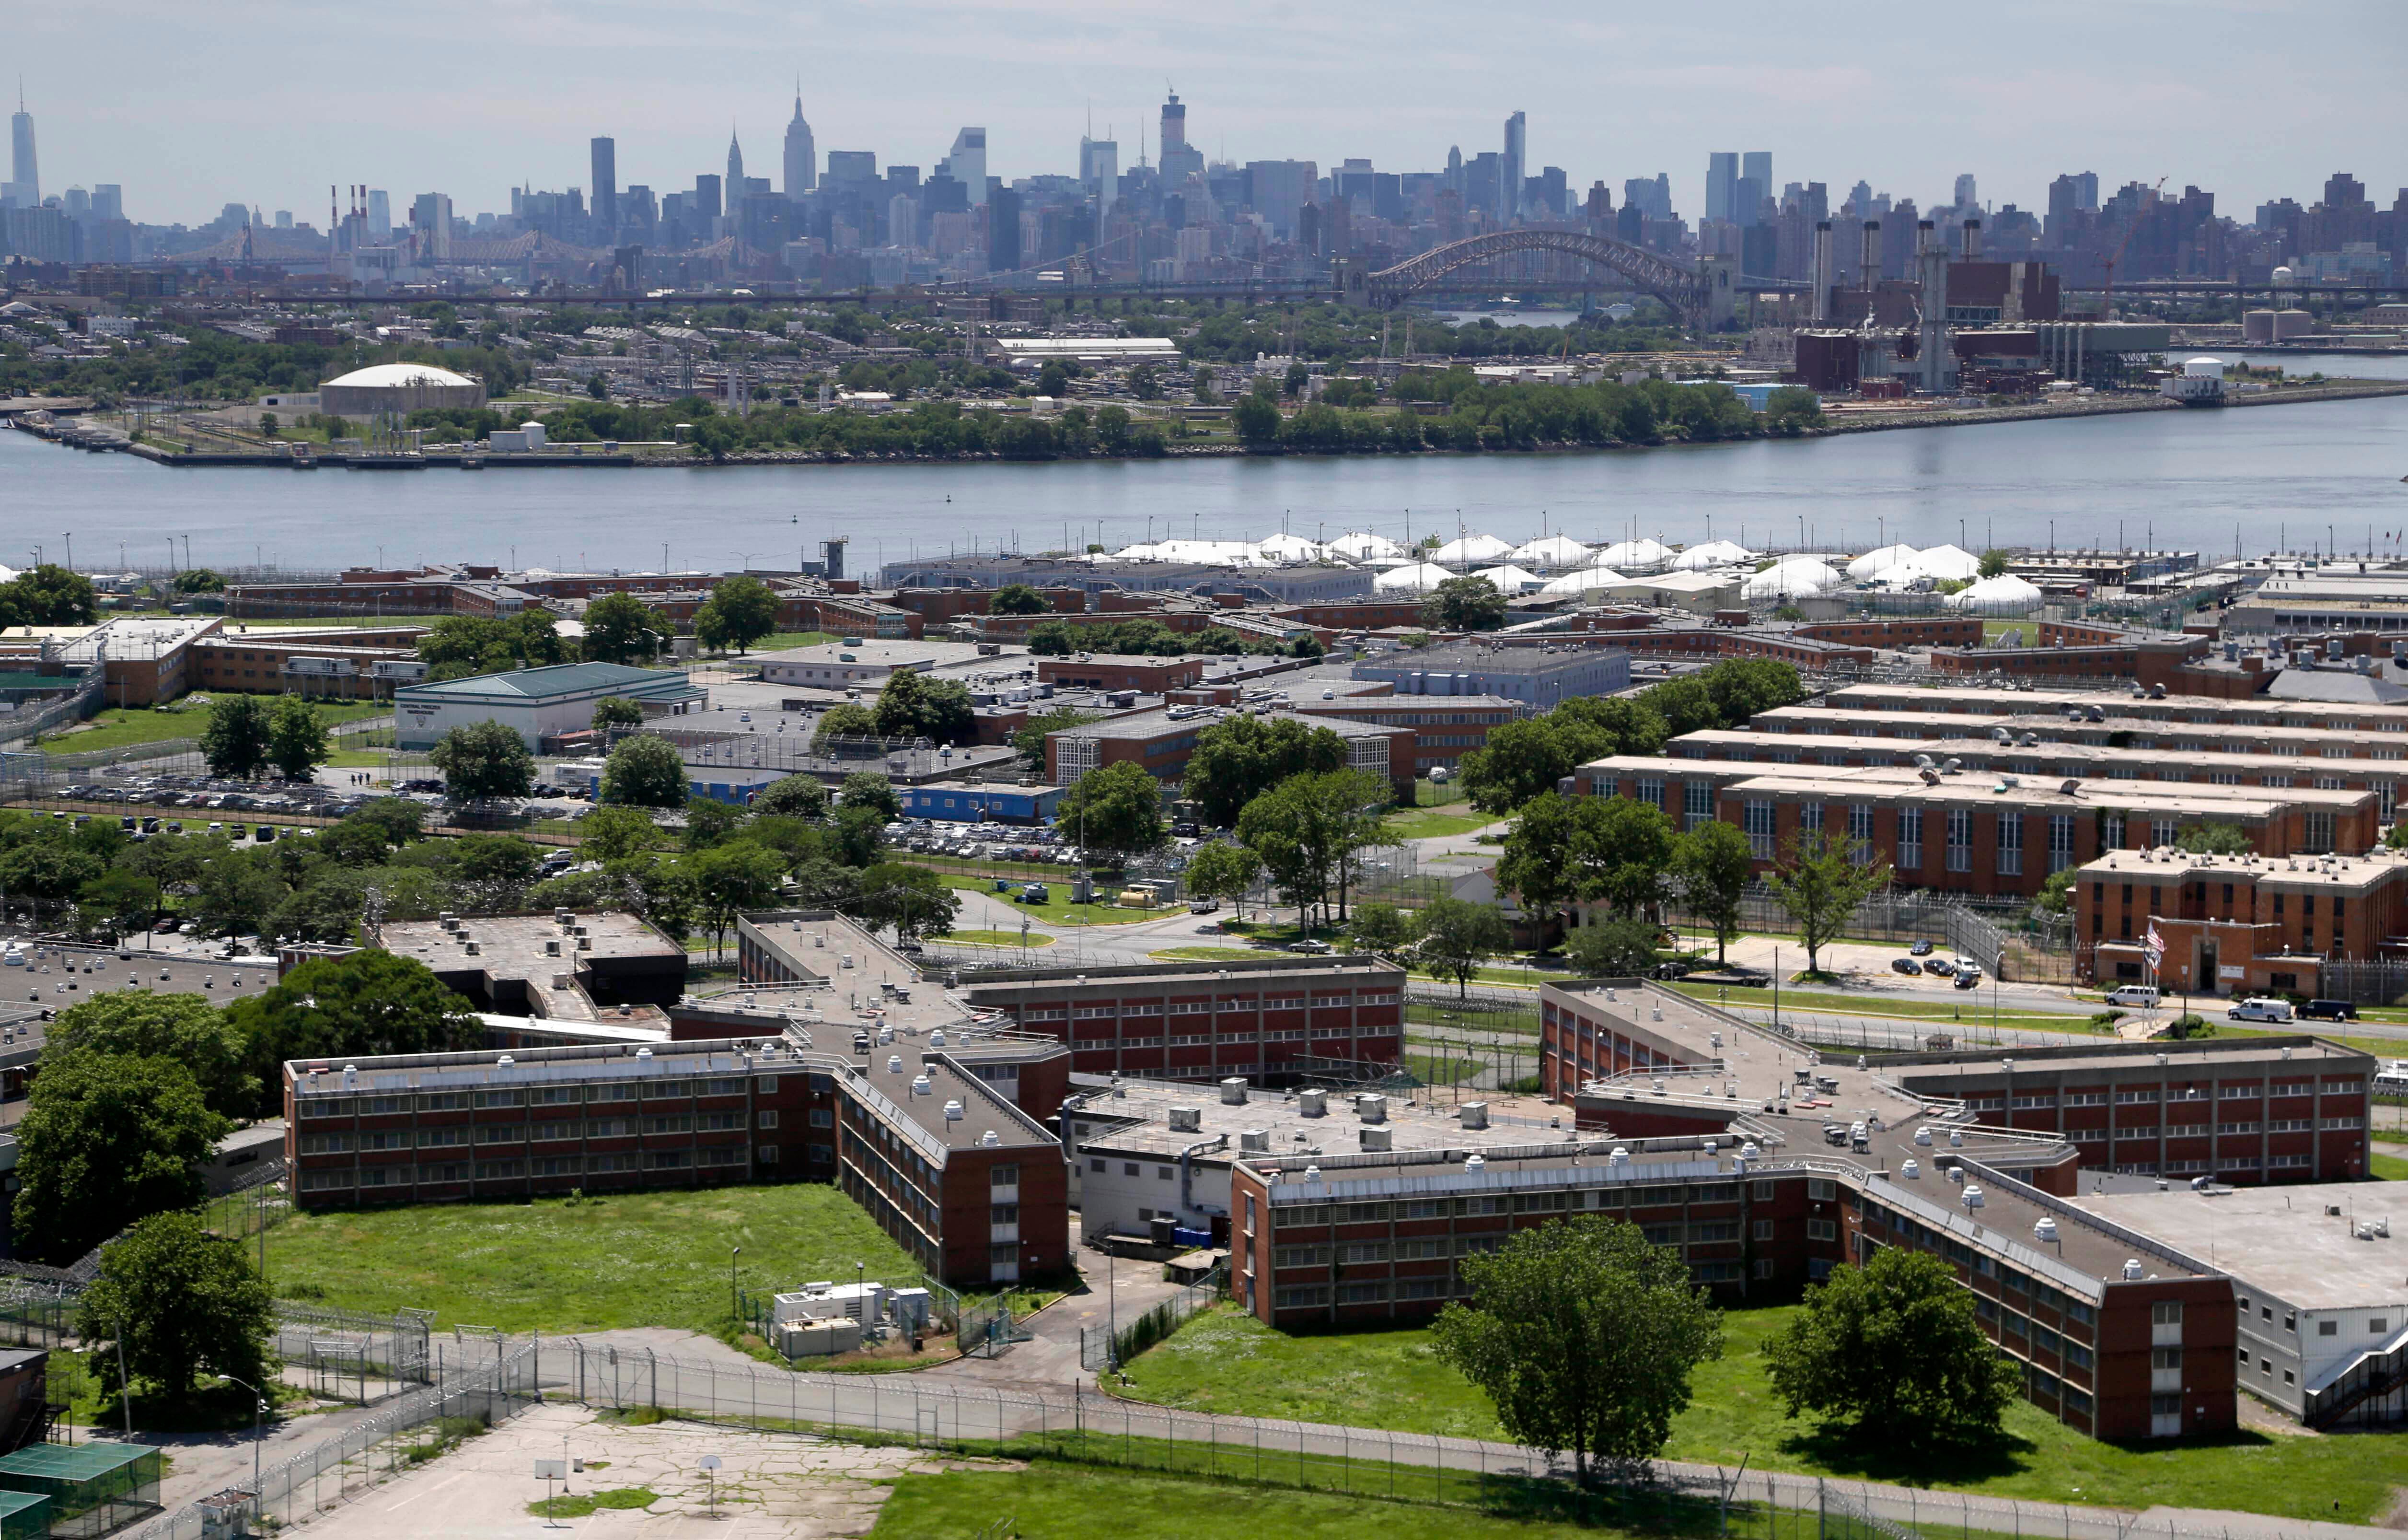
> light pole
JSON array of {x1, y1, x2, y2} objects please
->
[
  {"x1": 221, "y1": 1375, "x2": 269, "y2": 1521},
  {"x1": 729, "y1": 1245, "x2": 742, "y2": 1327}
]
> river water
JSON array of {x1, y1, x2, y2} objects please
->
[{"x1": 6, "y1": 387, "x2": 2405, "y2": 577}]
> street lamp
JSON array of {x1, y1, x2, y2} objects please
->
[
  {"x1": 221, "y1": 1375, "x2": 270, "y2": 1522},
  {"x1": 729, "y1": 1245, "x2": 742, "y2": 1325}
]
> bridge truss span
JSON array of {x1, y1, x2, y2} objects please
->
[{"x1": 1361, "y1": 229, "x2": 1721, "y2": 327}]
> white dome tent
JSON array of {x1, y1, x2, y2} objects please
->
[
  {"x1": 1943, "y1": 574, "x2": 2045, "y2": 614},
  {"x1": 1670, "y1": 540, "x2": 1756, "y2": 570},
  {"x1": 1430, "y1": 533, "x2": 1515, "y2": 565},
  {"x1": 1328, "y1": 531, "x2": 1406, "y2": 560},
  {"x1": 1537, "y1": 566, "x2": 1626, "y2": 595},
  {"x1": 1469, "y1": 564, "x2": 1546, "y2": 594},
  {"x1": 1598, "y1": 538, "x2": 1672, "y2": 570},
  {"x1": 1740, "y1": 558, "x2": 1846, "y2": 600},
  {"x1": 1910, "y1": 544, "x2": 1983, "y2": 582},
  {"x1": 1372, "y1": 562, "x2": 1456, "y2": 593},
  {"x1": 1508, "y1": 535, "x2": 1594, "y2": 568},
  {"x1": 1845, "y1": 543, "x2": 1920, "y2": 580},
  {"x1": 1252, "y1": 532, "x2": 1330, "y2": 562}
]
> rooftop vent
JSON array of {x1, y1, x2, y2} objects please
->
[
  {"x1": 888, "y1": 1054, "x2": 904, "y2": 1073},
  {"x1": 635, "y1": 1047, "x2": 652, "y2": 1061},
  {"x1": 910, "y1": 1073, "x2": 933, "y2": 1097},
  {"x1": 1901, "y1": 1158, "x2": 1921, "y2": 1179},
  {"x1": 980, "y1": 1129, "x2": 999, "y2": 1147},
  {"x1": 1963, "y1": 1184, "x2": 1985, "y2": 1209},
  {"x1": 942, "y1": 1098, "x2": 962, "y2": 1121},
  {"x1": 1463, "y1": 1154, "x2": 1485, "y2": 1171},
  {"x1": 1168, "y1": 1106, "x2": 1202, "y2": 1133},
  {"x1": 2034, "y1": 1216, "x2": 2059, "y2": 1243},
  {"x1": 1304, "y1": 1164, "x2": 1322, "y2": 1182},
  {"x1": 2122, "y1": 1259, "x2": 2143, "y2": 1281}
]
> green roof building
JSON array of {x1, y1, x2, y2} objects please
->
[{"x1": 394, "y1": 663, "x2": 706, "y2": 750}]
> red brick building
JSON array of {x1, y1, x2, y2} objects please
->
[{"x1": 2078, "y1": 847, "x2": 2408, "y2": 998}]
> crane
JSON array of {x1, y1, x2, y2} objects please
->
[{"x1": 2099, "y1": 176, "x2": 2169, "y2": 313}]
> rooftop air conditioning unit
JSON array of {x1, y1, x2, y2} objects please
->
[
  {"x1": 1458, "y1": 1102, "x2": 1489, "y2": 1130},
  {"x1": 1168, "y1": 1106, "x2": 1202, "y2": 1133},
  {"x1": 1360, "y1": 1127, "x2": 1393, "y2": 1152},
  {"x1": 1220, "y1": 1078, "x2": 1250, "y2": 1105}
]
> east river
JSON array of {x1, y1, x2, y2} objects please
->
[{"x1": 6, "y1": 367, "x2": 2405, "y2": 578}]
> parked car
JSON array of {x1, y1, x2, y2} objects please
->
[
  {"x1": 1952, "y1": 969, "x2": 1981, "y2": 990},
  {"x1": 1921, "y1": 958, "x2": 1954, "y2": 977},
  {"x1": 1889, "y1": 957, "x2": 1921, "y2": 977},
  {"x1": 2105, "y1": 985, "x2": 2161, "y2": 1008},
  {"x1": 1287, "y1": 938, "x2": 1333, "y2": 955},
  {"x1": 1189, "y1": 898, "x2": 1220, "y2": 914},
  {"x1": 2227, "y1": 996, "x2": 2294, "y2": 1023},
  {"x1": 1910, "y1": 939, "x2": 1934, "y2": 957},
  {"x1": 2301, "y1": 998, "x2": 2359, "y2": 1021}
]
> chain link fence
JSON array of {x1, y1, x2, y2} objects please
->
[{"x1": 1079, "y1": 1267, "x2": 1223, "y2": 1372}]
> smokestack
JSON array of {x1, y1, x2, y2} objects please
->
[
  {"x1": 1917, "y1": 218, "x2": 1937, "y2": 256},
  {"x1": 1811, "y1": 220, "x2": 1834, "y2": 323},
  {"x1": 1916, "y1": 221, "x2": 1949, "y2": 392},
  {"x1": 1962, "y1": 220, "x2": 1982, "y2": 259},
  {"x1": 1860, "y1": 220, "x2": 1882, "y2": 284}
]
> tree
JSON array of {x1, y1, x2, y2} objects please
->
[
  {"x1": 1231, "y1": 392, "x2": 1281, "y2": 444},
  {"x1": 223, "y1": 951, "x2": 479, "y2": 1117},
  {"x1": 174, "y1": 568, "x2": 228, "y2": 594},
  {"x1": 683, "y1": 795, "x2": 746, "y2": 851},
  {"x1": 1554, "y1": 696, "x2": 1669, "y2": 758},
  {"x1": 1345, "y1": 899, "x2": 1418, "y2": 957},
  {"x1": 12, "y1": 565, "x2": 97, "y2": 625},
  {"x1": 1012, "y1": 707, "x2": 1098, "y2": 773},
  {"x1": 988, "y1": 583, "x2": 1050, "y2": 615},
  {"x1": 417, "y1": 612, "x2": 569, "y2": 680},
  {"x1": 120, "y1": 834, "x2": 207, "y2": 933},
  {"x1": 872, "y1": 666, "x2": 975, "y2": 746},
  {"x1": 192, "y1": 852, "x2": 286, "y2": 938},
  {"x1": 854, "y1": 861, "x2": 961, "y2": 940},
  {"x1": 12, "y1": 1052, "x2": 225, "y2": 1263},
  {"x1": 200, "y1": 695, "x2": 274, "y2": 780},
  {"x1": 1672, "y1": 820, "x2": 1754, "y2": 965},
  {"x1": 1762, "y1": 1247, "x2": 2021, "y2": 1448},
  {"x1": 445, "y1": 832, "x2": 545, "y2": 911},
  {"x1": 78, "y1": 867, "x2": 156, "y2": 941},
  {"x1": 1699, "y1": 659, "x2": 1806, "y2": 726},
  {"x1": 1421, "y1": 576, "x2": 1509, "y2": 633},
  {"x1": 1640, "y1": 676, "x2": 1721, "y2": 737},
  {"x1": 749, "y1": 774, "x2": 828, "y2": 820},
  {"x1": 2034, "y1": 866, "x2": 2076, "y2": 917},
  {"x1": 1183, "y1": 841, "x2": 1262, "y2": 918},
  {"x1": 1026, "y1": 620, "x2": 1078, "y2": 656},
  {"x1": 839, "y1": 771, "x2": 903, "y2": 820},
  {"x1": 46, "y1": 993, "x2": 254, "y2": 1118},
  {"x1": 1234, "y1": 768, "x2": 1389, "y2": 929},
  {"x1": 1575, "y1": 797, "x2": 1677, "y2": 919},
  {"x1": 2176, "y1": 821, "x2": 2252, "y2": 855},
  {"x1": 582, "y1": 591, "x2": 670, "y2": 665},
  {"x1": 1978, "y1": 548, "x2": 2012, "y2": 579},
  {"x1": 1431, "y1": 1217, "x2": 1722, "y2": 1483},
  {"x1": 1035, "y1": 359, "x2": 1073, "y2": 399},
  {"x1": 831, "y1": 804, "x2": 887, "y2": 866},
  {"x1": 1762, "y1": 386, "x2": 1826, "y2": 434},
  {"x1": 1130, "y1": 361, "x2": 1164, "y2": 400},
  {"x1": 601, "y1": 734, "x2": 689, "y2": 807},
  {"x1": 1763, "y1": 828, "x2": 1891, "y2": 976},
  {"x1": 1497, "y1": 792, "x2": 1584, "y2": 946},
  {"x1": 1056, "y1": 760, "x2": 1167, "y2": 863},
  {"x1": 1416, "y1": 896, "x2": 1513, "y2": 997},
  {"x1": 78, "y1": 1212, "x2": 274, "y2": 1400},
  {"x1": 813, "y1": 703, "x2": 881, "y2": 746},
  {"x1": 430, "y1": 719, "x2": 537, "y2": 803},
  {"x1": 0, "y1": 839, "x2": 103, "y2": 923},
  {"x1": 1183, "y1": 715, "x2": 1349, "y2": 828},
  {"x1": 591, "y1": 696, "x2": 646, "y2": 732},
  {"x1": 694, "y1": 574, "x2": 781, "y2": 654},
  {"x1": 1565, "y1": 915, "x2": 1664, "y2": 978},
  {"x1": 1458, "y1": 718, "x2": 1586, "y2": 814},
  {"x1": 580, "y1": 805, "x2": 662, "y2": 862},
  {"x1": 689, "y1": 840, "x2": 788, "y2": 956},
  {"x1": 263, "y1": 695, "x2": 332, "y2": 782}
]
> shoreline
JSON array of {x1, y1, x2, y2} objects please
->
[{"x1": 23, "y1": 377, "x2": 2408, "y2": 472}]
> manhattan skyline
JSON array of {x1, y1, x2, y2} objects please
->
[{"x1": 14, "y1": 0, "x2": 2406, "y2": 228}]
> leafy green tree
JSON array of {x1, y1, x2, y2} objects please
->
[
  {"x1": 0, "y1": 839, "x2": 104, "y2": 923},
  {"x1": 1415, "y1": 895, "x2": 1513, "y2": 997},
  {"x1": 683, "y1": 796, "x2": 745, "y2": 851},
  {"x1": 79, "y1": 1211, "x2": 275, "y2": 1400},
  {"x1": 988, "y1": 583, "x2": 1050, "y2": 615},
  {"x1": 694, "y1": 574, "x2": 781, "y2": 654},
  {"x1": 1457, "y1": 718, "x2": 1593, "y2": 814},
  {"x1": 1234, "y1": 768, "x2": 1389, "y2": 929},
  {"x1": 592, "y1": 696, "x2": 646, "y2": 732},
  {"x1": 13, "y1": 1052, "x2": 225, "y2": 1263},
  {"x1": 77, "y1": 867, "x2": 156, "y2": 940},
  {"x1": 1183, "y1": 841, "x2": 1263, "y2": 918},
  {"x1": 266, "y1": 695, "x2": 331, "y2": 781},
  {"x1": 1672, "y1": 820, "x2": 1754, "y2": 965},
  {"x1": 1553, "y1": 696, "x2": 1669, "y2": 758},
  {"x1": 1036, "y1": 359, "x2": 1073, "y2": 399},
  {"x1": 579, "y1": 805, "x2": 662, "y2": 862},
  {"x1": 1639, "y1": 676, "x2": 1720, "y2": 737},
  {"x1": 839, "y1": 772, "x2": 902, "y2": 820},
  {"x1": 1012, "y1": 707, "x2": 1098, "y2": 773},
  {"x1": 200, "y1": 695, "x2": 274, "y2": 780},
  {"x1": 853, "y1": 861, "x2": 961, "y2": 940},
  {"x1": 2176, "y1": 821, "x2": 2252, "y2": 855},
  {"x1": 1978, "y1": 549, "x2": 2011, "y2": 579},
  {"x1": 582, "y1": 591, "x2": 670, "y2": 665},
  {"x1": 120, "y1": 834, "x2": 208, "y2": 933},
  {"x1": 430, "y1": 719, "x2": 537, "y2": 803},
  {"x1": 1699, "y1": 659, "x2": 1806, "y2": 726},
  {"x1": 174, "y1": 568, "x2": 229, "y2": 593},
  {"x1": 749, "y1": 774, "x2": 829, "y2": 820},
  {"x1": 1579, "y1": 797, "x2": 1677, "y2": 919},
  {"x1": 1497, "y1": 792, "x2": 1584, "y2": 947},
  {"x1": 1231, "y1": 392, "x2": 1281, "y2": 444},
  {"x1": 871, "y1": 666, "x2": 975, "y2": 746},
  {"x1": 1565, "y1": 915, "x2": 1664, "y2": 978},
  {"x1": 192, "y1": 851, "x2": 286, "y2": 938},
  {"x1": 46, "y1": 994, "x2": 254, "y2": 1118},
  {"x1": 831, "y1": 804, "x2": 887, "y2": 866},
  {"x1": 2033, "y1": 866, "x2": 2076, "y2": 916},
  {"x1": 689, "y1": 840, "x2": 788, "y2": 956},
  {"x1": 1183, "y1": 715, "x2": 1349, "y2": 828},
  {"x1": 1762, "y1": 386, "x2": 1825, "y2": 434},
  {"x1": 12, "y1": 565, "x2": 98, "y2": 625},
  {"x1": 600, "y1": 734, "x2": 689, "y2": 807},
  {"x1": 417, "y1": 612, "x2": 570, "y2": 681},
  {"x1": 1764, "y1": 828, "x2": 1891, "y2": 976},
  {"x1": 1420, "y1": 576, "x2": 1509, "y2": 633},
  {"x1": 1431, "y1": 1217, "x2": 1723, "y2": 1482},
  {"x1": 813, "y1": 703, "x2": 881, "y2": 746},
  {"x1": 1763, "y1": 1247, "x2": 2021, "y2": 1448},
  {"x1": 1345, "y1": 899, "x2": 1418, "y2": 957},
  {"x1": 223, "y1": 951, "x2": 479, "y2": 1116},
  {"x1": 442, "y1": 833, "x2": 546, "y2": 911},
  {"x1": 1026, "y1": 620, "x2": 1078, "y2": 656},
  {"x1": 1129, "y1": 361, "x2": 1164, "y2": 400},
  {"x1": 1057, "y1": 761, "x2": 1168, "y2": 863}
]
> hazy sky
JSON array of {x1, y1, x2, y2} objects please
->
[{"x1": 23, "y1": 0, "x2": 2407, "y2": 227}]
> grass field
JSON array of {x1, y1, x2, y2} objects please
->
[
  {"x1": 1384, "y1": 807, "x2": 1503, "y2": 842},
  {"x1": 936, "y1": 875, "x2": 1164, "y2": 927},
  {"x1": 937, "y1": 928, "x2": 1057, "y2": 948},
  {"x1": 1150, "y1": 945, "x2": 1269, "y2": 962},
  {"x1": 869, "y1": 1465, "x2": 1641, "y2": 1539},
  {"x1": 2374, "y1": 1151, "x2": 2408, "y2": 1180},
  {"x1": 715, "y1": 630, "x2": 834, "y2": 657},
  {"x1": 38, "y1": 700, "x2": 385, "y2": 755},
  {"x1": 265, "y1": 1187, "x2": 916, "y2": 1334},
  {"x1": 1113, "y1": 1304, "x2": 2408, "y2": 1522}
]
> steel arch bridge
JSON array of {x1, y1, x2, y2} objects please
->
[{"x1": 1357, "y1": 229, "x2": 1726, "y2": 328}]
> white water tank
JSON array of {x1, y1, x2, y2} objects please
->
[{"x1": 2183, "y1": 356, "x2": 2223, "y2": 379}]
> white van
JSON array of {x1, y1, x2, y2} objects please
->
[
  {"x1": 2105, "y1": 985, "x2": 2161, "y2": 1008},
  {"x1": 2227, "y1": 996, "x2": 2294, "y2": 1023}
]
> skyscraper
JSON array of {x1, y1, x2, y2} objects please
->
[
  {"x1": 1501, "y1": 111, "x2": 1526, "y2": 220},
  {"x1": 1742, "y1": 151, "x2": 1771, "y2": 194},
  {"x1": 784, "y1": 88, "x2": 815, "y2": 197},
  {"x1": 988, "y1": 184, "x2": 1021, "y2": 271},
  {"x1": 725, "y1": 130, "x2": 745, "y2": 208},
  {"x1": 7, "y1": 87, "x2": 36, "y2": 209},
  {"x1": 1080, "y1": 133, "x2": 1118, "y2": 213},
  {"x1": 942, "y1": 128, "x2": 986, "y2": 206},
  {"x1": 1705, "y1": 152, "x2": 1737, "y2": 224},
  {"x1": 1158, "y1": 93, "x2": 1203, "y2": 186},
  {"x1": 591, "y1": 137, "x2": 617, "y2": 235},
  {"x1": 1953, "y1": 173, "x2": 1977, "y2": 211},
  {"x1": 366, "y1": 189, "x2": 389, "y2": 239}
]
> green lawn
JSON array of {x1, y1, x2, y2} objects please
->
[
  {"x1": 2373, "y1": 1151, "x2": 2408, "y2": 1180},
  {"x1": 869, "y1": 1464, "x2": 1634, "y2": 1540},
  {"x1": 1384, "y1": 807, "x2": 1503, "y2": 841},
  {"x1": 938, "y1": 928, "x2": 1057, "y2": 948},
  {"x1": 39, "y1": 700, "x2": 385, "y2": 755},
  {"x1": 1113, "y1": 1304, "x2": 2408, "y2": 1523},
  {"x1": 266, "y1": 1187, "x2": 916, "y2": 1334},
  {"x1": 936, "y1": 875, "x2": 1165, "y2": 927},
  {"x1": 718, "y1": 630, "x2": 834, "y2": 658},
  {"x1": 1150, "y1": 946, "x2": 1270, "y2": 962}
]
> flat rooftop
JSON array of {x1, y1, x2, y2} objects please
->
[
  {"x1": 2077, "y1": 846, "x2": 2408, "y2": 893},
  {"x1": 959, "y1": 955, "x2": 1405, "y2": 997},
  {"x1": 2071, "y1": 1184, "x2": 2408, "y2": 1310},
  {"x1": 855, "y1": 1048, "x2": 1052, "y2": 1152},
  {"x1": 1067, "y1": 1077, "x2": 1567, "y2": 1161},
  {"x1": 755, "y1": 640, "x2": 994, "y2": 670},
  {"x1": 383, "y1": 912, "x2": 684, "y2": 974},
  {"x1": 287, "y1": 1038, "x2": 805, "y2": 1097},
  {"x1": 1065, "y1": 704, "x2": 1405, "y2": 743}
]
